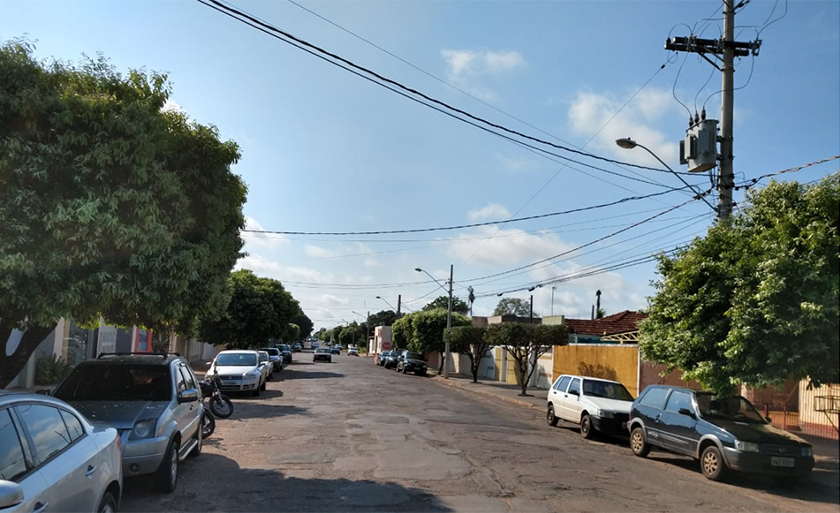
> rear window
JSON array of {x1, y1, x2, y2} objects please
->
[
  {"x1": 406, "y1": 352, "x2": 424, "y2": 361},
  {"x1": 54, "y1": 364, "x2": 171, "y2": 401},
  {"x1": 638, "y1": 387, "x2": 669, "y2": 409}
]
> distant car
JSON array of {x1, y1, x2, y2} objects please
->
[
  {"x1": 628, "y1": 385, "x2": 815, "y2": 483},
  {"x1": 330, "y1": 346, "x2": 341, "y2": 355},
  {"x1": 313, "y1": 348, "x2": 332, "y2": 363},
  {"x1": 396, "y1": 351, "x2": 428, "y2": 376},
  {"x1": 348, "y1": 346, "x2": 359, "y2": 356},
  {"x1": 384, "y1": 351, "x2": 401, "y2": 369},
  {"x1": 257, "y1": 350, "x2": 273, "y2": 381},
  {"x1": 291, "y1": 343, "x2": 303, "y2": 352},
  {"x1": 53, "y1": 353, "x2": 203, "y2": 492},
  {"x1": 546, "y1": 374, "x2": 634, "y2": 439},
  {"x1": 312, "y1": 341, "x2": 320, "y2": 349},
  {"x1": 0, "y1": 390, "x2": 123, "y2": 512},
  {"x1": 259, "y1": 347, "x2": 283, "y2": 372},
  {"x1": 277, "y1": 344, "x2": 293, "y2": 364},
  {"x1": 207, "y1": 350, "x2": 267, "y2": 396}
]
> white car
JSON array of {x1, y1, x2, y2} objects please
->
[
  {"x1": 0, "y1": 391, "x2": 122, "y2": 513},
  {"x1": 257, "y1": 350, "x2": 274, "y2": 381},
  {"x1": 208, "y1": 350, "x2": 267, "y2": 396},
  {"x1": 347, "y1": 346, "x2": 359, "y2": 356},
  {"x1": 546, "y1": 374, "x2": 635, "y2": 439}
]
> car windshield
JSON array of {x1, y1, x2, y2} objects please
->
[
  {"x1": 258, "y1": 353, "x2": 268, "y2": 361},
  {"x1": 53, "y1": 364, "x2": 171, "y2": 401},
  {"x1": 582, "y1": 379, "x2": 634, "y2": 401},
  {"x1": 279, "y1": 345, "x2": 291, "y2": 351},
  {"x1": 406, "y1": 352, "x2": 424, "y2": 361},
  {"x1": 261, "y1": 348, "x2": 280, "y2": 356},
  {"x1": 696, "y1": 394, "x2": 767, "y2": 424},
  {"x1": 217, "y1": 353, "x2": 257, "y2": 366},
  {"x1": 315, "y1": 348, "x2": 329, "y2": 353}
]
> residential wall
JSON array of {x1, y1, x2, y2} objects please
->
[
  {"x1": 552, "y1": 344, "x2": 640, "y2": 396},
  {"x1": 639, "y1": 361, "x2": 703, "y2": 394},
  {"x1": 799, "y1": 380, "x2": 840, "y2": 440}
]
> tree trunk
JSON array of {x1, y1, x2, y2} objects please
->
[
  {"x1": 468, "y1": 353, "x2": 479, "y2": 383},
  {"x1": 0, "y1": 324, "x2": 57, "y2": 388},
  {"x1": 438, "y1": 353, "x2": 445, "y2": 375}
]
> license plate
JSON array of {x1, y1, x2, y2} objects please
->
[
  {"x1": 223, "y1": 381, "x2": 237, "y2": 386},
  {"x1": 771, "y1": 457, "x2": 795, "y2": 468}
]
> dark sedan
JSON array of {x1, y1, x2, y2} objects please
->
[{"x1": 276, "y1": 344, "x2": 293, "y2": 363}]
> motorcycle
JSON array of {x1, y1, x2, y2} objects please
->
[{"x1": 200, "y1": 371, "x2": 234, "y2": 419}]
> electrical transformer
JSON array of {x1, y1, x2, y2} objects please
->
[{"x1": 680, "y1": 118, "x2": 718, "y2": 173}]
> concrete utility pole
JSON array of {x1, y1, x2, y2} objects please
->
[
  {"x1": 445, "y1": 264, "x2": 453, "y2": 379},
  {"x1": 397, "y1": 295, "x2": 401, "y2": 318}
]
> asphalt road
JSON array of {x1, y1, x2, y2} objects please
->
[{"x1": 121, "y1": 353, "x2": 840, "y2": 513}]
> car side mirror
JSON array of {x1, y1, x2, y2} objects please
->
[
  {"x1": 178, "y1": 388, "x2": 200, "y2": 404},
  {"x1": 206, "y1": 361, "x2": 213, "y2": 367},
  {"x1": 678, "y1": 407, "x2": 696, "y2": 418},
  {"x1": 0, "y1": 481, "x2": 24, "y2": 509},
  {"x1": 569, "y1": 389, "x2": 579, "y2": 396}
]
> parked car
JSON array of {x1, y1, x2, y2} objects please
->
[
  {"x1": 259, "y1": 347, "x2": 283, "y2": 372},
  {"x1": 291, "y1": 342, "x2": 303, "y2": 352},
  {"x1": 312, "y1": 341, "x2": 320, "y2": 349},
  {"x1": 330, "y1": 346, "x2": 341, "y2": 355},
  {"x1": 277, "y1": 344, "x2": 293, "y2": 364},
  {"x1": 52, "y1": 353, "x2": 203, "y2": 492},
  {"x1": 396, "y1": 351, "x2": 428, "y2": 376},
  {"x1": 207, "y1": 350, "x2": 267, "y2": 396},
  {"x1": 347, "y1": 346, "x2": 359, "y2": 356},
  {"x1": 546, "y1": 374, "x2": 634, "y2": 439},
  {"x1": 627, "y1": 385, "x2": 815, "y2": 483},
  {"x1": 313, "y1": 348, "x2": 332, "y2": 363},
  {"x1": 384, "y1": 351, "x2": 401, "y2": 369},
  {"x1": 257, "y1": 350, "x2": 274, "y2": 381},
  {"x1": 0, "y1": 390, "x2": 123, "y2": 512}
]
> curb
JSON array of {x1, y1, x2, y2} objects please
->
[{"x1": 431, "y1": 376, "x2": 539, "y2": 410}]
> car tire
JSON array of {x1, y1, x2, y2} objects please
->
[
  {"x1": 547, "y1": 404, "x2": 559, "y2": 427},
  {"x1": 700, "y1": 445, "x2": 729, "y2": 481},
  {"x1": 261, "y1": 378, "x2": 267, "y2": 391},
  {"x1": 202, "y1": 410, "x2": 215, "y2": 439},
  {"x1": 253, "y1": 384, "x2": 261, "y2": 397},
  {"x1": 630, "y1": 426, "x2": 650, "y2": 457},
  {"x1": 154, "y1": 437, "x2": 179, "y2": 493},
  {"x1": 97, "y1": 492, "x2": 117, "y2": 513},
  {"x1": 580, "y1": 414, "x2": 595, "y2": 439}
]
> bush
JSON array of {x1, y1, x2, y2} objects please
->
[{"x1": 35, "y1": 354, "x2": 75, "y2": 386}]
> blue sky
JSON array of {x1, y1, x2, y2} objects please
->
[{"x1": 4, "y1": 0, "x2": 839, "y2": 330}]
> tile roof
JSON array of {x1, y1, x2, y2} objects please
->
[{"x1": 564, "y1": 310, "x2": 647, "y2": 336}]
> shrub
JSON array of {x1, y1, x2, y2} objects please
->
[{"x1": 35, "y1": 354, "x2": 75, "y2": 386}]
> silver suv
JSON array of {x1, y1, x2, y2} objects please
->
[{"x1": 52, "y1": 353, "x2": 203, "y2": 493}]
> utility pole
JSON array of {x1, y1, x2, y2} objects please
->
[
  {"x1": 444, "y1": 264, "x2": 453, "y2": 379},
  {"x1": 396, "y1": 295, "x2": 401, "y2": 318},
  {"x1": 665, "y1": 0, "x2": 760, "y2": 223},
  {"x1": 551, "y1": 286, "x2": 556, "y2": 317}
]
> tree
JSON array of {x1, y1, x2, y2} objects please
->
[
  {"x1": 595, "y1": 307, "x2": 606, "y2": 319},
  {"x1": 339, "y1": 323, "x2": 363, "y2": 347},
  {"x1": 391, "y1": 315, "x2": 412, "y2": 351},
  {"x1": 199, "y1": 270, "x2": 298, "y2": 349},
  {"x1": 484, "y1": 323, "x2": 568, "y2": 395},
  {"x1": 283, "y1": 323, "x2": 301, "y2": 343},
  {"x1": 640, "y1": 175, "x2": 840, "y2": 394},
  {"x1": 423, "y1": 296, "x2": 469, "y2": 315},
  {"x1": 467, "y1": 286, "x2": 476, "y2": 316},
  {"x1": 293, "y1": 312, "x2": 313, "y2": 339},
  {"x1": 493, "y1": 298, "x2": 532, "y2": 317},
  {"x1": 368, "y1": 309, "x2": 397, "y2": 328},
  {"x1": 0, "y1": 41, "x2": 247, "y2": 387},
  {"x1": 393, "y1": 309, "x2": 470, "y2": 373},
  {"x1": 444, "y1": 326, "x2": 491, "y2": 383},
  {"x1": 315, "y1": 327, "x2": 328, "y2": 341}
]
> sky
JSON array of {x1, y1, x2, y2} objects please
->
[{"x1": 4, "y1": 0, "x2": 839, "y2": 331}]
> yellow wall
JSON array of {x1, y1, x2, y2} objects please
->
[{"x1": 552, "y1": 344, "x2": 640, "y2": 397}]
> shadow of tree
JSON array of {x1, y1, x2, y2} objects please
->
[{"x1": 121, "y1": 453, "x2": 454, "y2": 512}]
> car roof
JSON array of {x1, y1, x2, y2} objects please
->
[
  {"x1": 556, "y1": 374, "x2": 626, "y2": 385},
  {"x1": 217, "y1": 350, "x2": 258, "y2": 354},
  {"x1": 77, "y1": 353, "x2": 183, "y2": 366}
]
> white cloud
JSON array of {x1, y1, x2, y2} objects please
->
[
  {"x1": 496, "y1": 154, "x2": 536, "y2": 174},
  {"x1": 242, "y1": 216, "x2": 288, "y2": 250},
  {"x1": 364, "y1": 257, "x2": 381, "y2": 268},
  {"x1": 305, "y1": 245, "x2": 339, "y2": 258},
  {"x1": 441, "y1": 49, "x2": 525, "y2": 102},
  {"x1": 161, "y1": 98, "x2": 185, "y2": 114},
  {"x1": 235, "y1": 255, "x2": 334, "y2": 284},
  {"x1": 447, "y1": 226, "x2": 574, "y2": 267},
  {"x1": 467, "y1": 203, "x2": 511, "y2": 222},
  {"x1": 567, "y1": 88, "x2": 680, "y2": 167}
]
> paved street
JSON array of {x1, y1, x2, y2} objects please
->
[{"x1": 122, "y1": 353, "x2": 839, "y2": 513}]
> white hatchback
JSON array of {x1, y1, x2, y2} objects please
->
[{"x1": 546, "y1": 374, "x2": 635, "y2": 439}]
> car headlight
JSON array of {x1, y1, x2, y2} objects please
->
[
  {"x1": 130, "y1": 419, "x2": 156, "y2": 440},
  {"x1": 600, "y1": 411, "x2": 615, "y2": 419},
  {"x1": 247, "y1": 369, "x2": 262, "y2": 378},
  {"x1": 734, "y1": 441, "x2": 760, "y2": 453},
  {"x1": 801, "y1": 447, "x2": 813, "y2": 457}
]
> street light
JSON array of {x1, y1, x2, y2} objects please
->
[
  {"x1": 353, "y1": 310, "x2": 370, "y2": 349},
  {"x1": 615, "y1": 137, "x2": 717, "y2": 214},
  {"x1": 375, "y1": 295, "x2": 397, "y2": 312},
  {"x1": 416, "y1": 265, "x2": 454, "y2": 379}
]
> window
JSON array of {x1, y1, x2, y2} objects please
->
[
  {"x1": 176, "y1": 365, "x2": 188, "y2": 394},
  {"x1": 568, "y1": 378, "x2": 581, "y2": 395},
  {"x1": 639, "y1": 387, "x2": 669, "y2": 409},
  {"x1": 16, "y1": 404, "x2": 72, "y2": 464},
  {"x1": 179, "y1": 365, "x2": 196, "y2": 391},
  {"x1": 554, "y1": 376, "x2": 571, "y2": 392},
  {"x1": 665, "y1": 390, "x2": 694, "y2": 414},
  {"x1": 0, "y1": 409, "x2": 27, "y2": 482},
  {"x1": 53, "y1": 364, "x2": 171, "y2": 402},
  {"x1": 60, "y1": 410, "x2": 85, "y2": 442}
]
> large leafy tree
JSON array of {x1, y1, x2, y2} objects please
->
[
  {"x1": 393, "y1": 309, "x2": 470, "y2": 374},
  {"x1": 444, "y1": 326, "x2": 492, "y2": 383},
  {"x1": 423, "y1": 295, "x2": 469, "y2": 315},
  {"x1": 199, "y1": 270, "x2": 298, "y2": 349},
  {"x1": 493, "y1": 298, "x2": 534, "y2": 317},
  {"x1": 640, "y1": 175, "x2": 840, "y2": 394},
  {"x1": 0, "y1": 41, "x2": 246, "y2": 386},
  {"x1": 293, "y1": 312, "x2": 313, "y2": 339},
  {"x1": 484, "y1": 323, "x2": 568, "y2": 395}
]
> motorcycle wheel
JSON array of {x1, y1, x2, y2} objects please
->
[
  {"x1": 209, "y1": 395, "x2": 234, "y2": 419},
  {"x1": 202, "y1": 410, "x2": 215, "y2": 439}
]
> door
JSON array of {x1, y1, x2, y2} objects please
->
[
  {"x1": 0, "y1": 408, "x2": 49, "y2": 513},
  {"x1": 565, "y1": 378, "x2": 584, "y2": 421},
  {"x1": 175, "y1": 364, "x2": 199, "y2": 448},
  {"x1": 658, "y1": 390, "x2": 699, "y2": 455},
  {"x1": 179, "y1": 365, "x2": 202, "y2": 443},
  {"x1": 549, "y1": 376, "x2": 572, "y2": 421}
]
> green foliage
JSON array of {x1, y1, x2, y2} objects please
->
[
  {"x1": 493, "y1": 298, "x2": 534, "y2": 317},
  {"x1": 199, "y1": 270, "x2": 298, "y2": 349},
  {"x1": 640, "y1": 175, "x2": 840, "y2": 394},
  {"x1": 34, "y1": 354, "x2": 74, "y2": 386},
  {"x1": 444, "y1": 326, "x2": 490, "y2": 382},
  {"x1": 484, "y1": 322, "x2": 568, "y2": 394},
  {"x1": 339, "y1": 323, "x2": 362, "y2": 346},
  {"x1": 391, "y1": 315, "x2": 412, "y2": 350},
  {"x1": 293, "y1": 312, "x2": 313, "y2": 338},
  {"x1": 368, "y1": 310, "x2": 397, "y2": 328},
  {"x1": 283, "y1": 323, "x2": 301, "y2": 343},
  {"x1": 423, "y1": 296, "x2": 469, "y2": 315},
  {"x1": 407, "y1": 309, "x2": 471, "y2": 355},
  {"x1": 0, "y1": 40, "x2": 246, "y2": 386}
]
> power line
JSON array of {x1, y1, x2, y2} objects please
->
[{"x1": 198, "y1": 0, "x2": 680, "y2": 176}]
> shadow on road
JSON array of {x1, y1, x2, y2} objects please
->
[
  {"x1": 275, "y1": 369, "x2": 345, "y2": 380},
  {"x1": 227, "y1": 404, "x2": 310, "y2": 421},
  {"x1": 121, "y1": 453, "x2": 454, "y2": 512}
]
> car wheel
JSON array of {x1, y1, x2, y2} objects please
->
[
  {"x1": 547, "y1": 404, "x2": 559, "y2": 427},
  {"x1": 154, "y1": 437, "x2": 179, "y2": 493},
  {"x1": 202, "y1": 410, "x2": 216, "y2": 439},
  {"x1": 700, "y1": 445, "x2": 729, "y2": 481},
  {"x1": 630, "y1": 426, "x2": 650, "y2": 457},
  {"x1": 580, "y1": 414, "x2": 595, "y2": 439},
  {"x1": 97, "y1": 492, "x2": 117, "y2": 513},
  {"x1": 253, "y1": 384, "x2": 261, "y2": 397}
]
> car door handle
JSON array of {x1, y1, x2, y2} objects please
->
[
  {"x1": 33, "y1": 502, "x2": 49, "y2": 513},
  {"x1": 85, "y1": 464, "x2": 97, "y2": 477}
]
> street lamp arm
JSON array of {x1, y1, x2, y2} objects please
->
[{"x1": 415, "y1": 268, "x2": 450, "y2": 295}]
